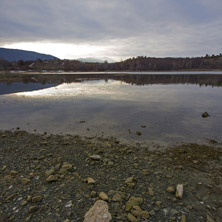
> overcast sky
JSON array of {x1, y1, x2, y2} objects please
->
[{"x1": 0, "y1": 0, "x2": 222, "y2": 61}]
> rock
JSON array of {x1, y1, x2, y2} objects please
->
[
  {"x1": 148, "y1": 187, "x2": 154, "y2": 196},
  {"x1": 84, "y1": 200, "x2": 112, "y2": 222},
  {"x1": 46, "y1": 175, "x2": 58, "y2": 182},
  {"x1": 107, "y1": 161, "x2": 114, "y2": 167},
  {"x1": 61, "y1": 163, "x2": 72, "y2": 171},
  {"x1": 28, "y1": 206, "x2": 39, "y2": 213},
  {"x1": 181, "y1": 214, "x2": 186, "y2": 222},
  {"x1": 90, "y1": 191, "x2": 97, "y2": 198},
  {"x1": 136, "y1": 131, "x2": 142, "y2": 136},
  {"x1": 99, "y1": 192, "x2": 109, "y2": 201},
  {"x1": 32, "y1": 196, "x2": 42, "y2": 203},
  {"x1": 65, "y1": 200, "x2": 72, "y2": 208},
  {"x1": 21, "y1": 178, "x2": 31, "y2": 185},
  {"x1": 58, "y1": 168, "x2": 68, "y2": 175},
  {"x1": 125, "y1": 177, "x2": 136, "y2": 188},
  {"x1": 90, "y1": 155, "x2": 101, "y2": 161},
  {"x1": 125, "y1": 197, "x2": 143, "y2": 211},
  {"x1": 86, "y1": 177, "x2": 96, "y2": 184},
  {"x1": 125, "y1": 176, "x2": 134, "y2": 184},
  {"x1": 207, "y1": 214, "x2": 214, "y2": 222},
  {"x1": 202, "y1": 112, "x2": 210, "y2": 118},
  {"x1": 176, "y1": 184, "x2": 183, "y2": 199},
  {"x1": 170, "y1": 209, "x2": 179, "y2": 215},
  {"x1": 112, "y1": 193, "x2": 123, "y2": 202},
  {"x1": 167, "y1": 186, "x2": 175, "y2": 193},
  {"x1": 10, "y1": 170, "x2": 18, "y2": 176},
  {"x1": 2, "y1": 165, "x2": 6, "y2": 171},
  {"x1": 127, "y1": 213, "x2": 137, "y2": 222},
  {"x1": 45, "y1": 168, "x2": 54, "y2": 177},
  {"x1": 131, "y1": 206, "x2": 149, "y2": 218},
  {"x1": 6, "y1": 193, "x2": 16, "y2": 201},
  {"x1": 155, "y1": 201, "x2": 162, "y2": 207}
]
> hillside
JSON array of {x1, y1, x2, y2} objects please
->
[{"x1": 0, "y1": 48, "x2": 57, "y2": 62}]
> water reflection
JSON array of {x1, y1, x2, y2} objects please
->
[
  {"x1": 0, "y1": 73, "x2": 222, "y2": 145},
  {"x1": 2, "y1": 73, "x2": 222, "y2": 88}
]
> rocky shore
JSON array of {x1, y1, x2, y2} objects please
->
[{"x1": 0, "y1": 130, "x2": 221, "y2": 221}]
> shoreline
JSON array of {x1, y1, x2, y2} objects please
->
[{"x1": 0, "y1": 130, "x2": 221, "y2": 221}]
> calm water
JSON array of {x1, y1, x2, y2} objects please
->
[{"x1": 0, "y1": 73, "x2": 222, "y2": 145}]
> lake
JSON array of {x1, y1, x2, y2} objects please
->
[{"x1": 0, "y1": 72, "x2": 222, "y2": 145}]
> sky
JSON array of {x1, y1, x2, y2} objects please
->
[{"x1": 0, "y1": 0, "x2": 222, "y2": 61}]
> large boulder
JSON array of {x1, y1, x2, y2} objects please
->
[{"x1": 84, "y1": 200, "x2": 112, "y2": 222}]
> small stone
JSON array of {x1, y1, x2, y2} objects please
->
[
  {"x1": 148, "y1": 187, "x2": 154, "y2": 196},
  {"x1": 167, "y1": 186, "x2": 175, "y2": 193},
  {"x1": 29, "y1": 206, "x2": 39, "y2": 213},
  {"x1": 58, "y1": 168, "x2": 68, "y2": 175},
  {"x1": 90, "y1": 191, "x2": 97, "y2": 198},
  {"x1": 112, "y1": 193, "x2": 123, "y2": 202},
  {"x1": 84, "y1": 200, "x2": 112, "y2": 222},
  {"x1": 99, "y1": 192, "x2": 109, "y2": 201},
  {"x1": 32, "y1": 196, "x2": 42, "y2": 203},
  {"x1": 86, "y1": 177, "x2": 96, "y2": 184},
  {"x1": 202, "y1": 112, "x2": 210, "y2": 118},
  {"x1": 155, "y1": 201, "x2": 162, "y2": 207},
  {"x1": 90, "y1": 155, "x2": 101, "y2": 161},
  {"x1": 46, "y1": 175, "x2": 58, "y2": 182},
  {"x1": 207, "y1": 214, "x2": 214, "y2": 222},
  {"x1": 170, "y1": 209, "x2": 179, "y2": 215},
  {"x1": 21, "y1": 200, "x2": 28, "y2": 206},
  {"x1": 125, "y1": 176, "x2": 134, "y2": 184},
  {"x1": 10, "y1": 170, "x2": 18, "y2": 176},
  {"x1": 65, "y1": 200, "x2": 72, "y2": 208},
  {"x1": 45, "y1": 169, "x2": 54, "y2": 177},
  {"x1": 125, "y1": 197, "x2": 143, "y2": 211},
  {"x1": 61, "y1": 163, "x2": 72, "y2": 171},
  {"x1": 176, "y1": 184, "x2": 183, "y2": 199},
  {"x1": 127, "y1": 213, "x2": 137, "y2": 222},
  {"x1": 6, "y1": 193, "x2": 16, "y2": 201},
  {"x1": 131, "y1": 206, "x2": 142, "y2": 217},
  {"x1": 21, "y1": 178, "x2": 31, "y2": 185},
  {"x1": 181, "y1": 214, "x2": 186, "y2": 222},
  {"x1": 107, "y1": 161, "x2": 114, "y2": 167},
  {"x1": 136, "y1": 131, "x2": 142, "y2": 136}
]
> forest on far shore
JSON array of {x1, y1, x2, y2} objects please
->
[{"x1": 1, "y1": 54, "x2": 222, "y2": 72}]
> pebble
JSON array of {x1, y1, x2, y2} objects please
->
[
  {"x1": 21, "y1": 178, "x2": 31, "y2": 185},
  {"x1": 125, "y1": 197, "x2": 143, "y2": 211},
  {"x1": 90, "y1": 155, "x2": 101, "y2": 161},
  {"x1": 46, "y1": 175, "x2": 58, "y2": 182},
  {"x1": 65, "y1": 200, "x2": 72, "y2": 208},
  {"x1": 10, "y1": 170, "x2": 18, "y2": 176},
  {"x1": 99, "y1": 192, "x2": 109, "y2": 201},
  {"x1": 167, "y1": 186, "x2": 175, "y2": 193},
  {"x1": 112, "y1": 193, "x2": 123, "y2": 202},
  {"x1": 176, "y1": 184, "x2": 184, "y2": 199},
  {"x1": 45, "y1": 168, "x2": 54, "y2": 177},
  {"x1": 28, "y1": 206, "x2": 39, "y2": 213},
  {"x1": 127, "y1": 213, "x2": 137, "y2": 222},
  {"x1": 32, "y1": 196, "x2": 42, "y2": 203},
  {"x1": 181, "y1": 214, "x2": 186, "y2": 222},
  {"x1": 61, "y1": 163, "x2": 72, "y2": 171},
  {"x1": 86, "y1": 177, "x2": 96, "y2": 184}
]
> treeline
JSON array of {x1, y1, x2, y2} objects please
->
[{"x1": 1, "y1": 54, "x2": 222, "y2": 71}]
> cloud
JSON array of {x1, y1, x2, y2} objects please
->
[{"x1": 0, "y1": 0, "x2": 222, "y2": 59}]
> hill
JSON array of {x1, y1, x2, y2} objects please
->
[{"x1": 0, "y1": 48, "x2": 57, "y2": 62}]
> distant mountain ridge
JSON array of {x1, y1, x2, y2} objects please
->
[
  {"x1": 77, "y1": 57, "x2": 116, "y2": 63},
  {"x1": 0, "y1": 48, "x2": 57, "y2": 62}
]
